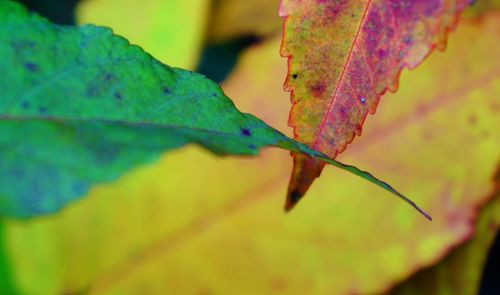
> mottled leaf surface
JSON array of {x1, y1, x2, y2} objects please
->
[
  {"x1": 0, "y1": 1, "x2": 411, "y2": 218},
  {"x1": 280, "y1": 0, "x2": 472, "y2": 210}
]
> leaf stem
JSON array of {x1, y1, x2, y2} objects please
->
[{"x1": 279, "y1": 140, "x2": 432, "y2": 221}]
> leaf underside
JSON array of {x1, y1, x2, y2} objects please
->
[
  {"x1": 0, "y1": 1, "x2": 430, "y2": 220},
  {"x1": 280, "y1": 0, "x2": 472, "y2": 210}
]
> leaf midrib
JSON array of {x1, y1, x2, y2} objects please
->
[
  {"x1": 311, "y1": 0, "x2": 372, "y2": 150},
  {"x1": 0, "y1": 115, "x2": 272, "y2": 142}
]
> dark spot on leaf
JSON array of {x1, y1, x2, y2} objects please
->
[
  {"x1": 105, "y1": 73, "x2": 113, "y2": 81},
  {"x1": 292, "y1": 74, "x2": 298, "y2": 80},
  {"x1": 468, "y1": 114, "x2": 477, "y2": 126},
  {"x1": 490, "y1": 102, "x2": 499, "y2": 112},
  {"x1": 90, "y1": 144, "x2": 119, "y2": 164},
  {"x1": 339, "y1": 107, "x2": 348, "y2": 118},
  {"x1": 24, "y1": 63, "x2": 38, "y2": 72},
  {"x1": 403, "y1": 35, "x2": 413, "y2": 45},
  {"x1": 241, "y1": 128, "x2": 251, "y2": 136},
  {"x1": 289, "y1": 190, "x2": 301, "y2": 203},
  {"x1": 212, "y1": 92, "x2": 217, "y2": 97},
  {"x1": 86, "y1": 84, "x2": 100, "y2": 98},
  {"x1": 417, "y1": 103, "x2": 427, "y2": 114},
  {"x1": 310, "y1": 83, "x2": 326, "y2": 97},
  {"x1": 248, "y1": 144, "x2": 257, "y2": 149},
  {"x1": 11, "y1": 40, "x2": 35, "y2": 51},
  {"x1": 351, "y1": 14, "x2": 355, "y2": 17},
  {"x1": 38, "y1": 106, "x2": 47, "y2": 114},
  {"x1": 8, "y1": 167, "x2": 25, "y2": 178},
  {"x1": 72, "y1": 182, "x2": 87, "y2": 195},
  {"x1": 270, "y1": 277, "x2": 287, "y2": 291},
  {"x1": 377, "y1": 49, "x2": 387, "y2": 59},
  {"x1": 387, "y1": 28, "x2": 395, "y2": 38},
  {"x1": 114, "y1": 92, "x2": 122, "y2": 100},
  {"x1": 424, "y1": 1, "x2": 441, "y2": 16},
  {"x1": 21, "y1": 101, "x2": 30, "y2": 109},
  {"x1": 163, "y1": 87, "x2": 171, "y2": 94},
  {"x1": 421, "y1": 130, "x2": 433, "y2": 141},
  {"x1": 321, "y1": 0, "x2": 347, "y2": 20}
]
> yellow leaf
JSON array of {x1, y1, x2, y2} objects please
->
[
  {"x1": 76, "y1": 0, "x2": 210, "y2": 69},
  {"x1": 390, "y1": 193, "x2": 500, "y2": 295},
  {"x1": 464, "y1": 0, "x2": 500, "y2": 18},
  {"x1": 208, "y1": 0, "x2": 282, "y2": 43}
]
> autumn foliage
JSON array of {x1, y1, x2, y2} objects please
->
[{"x1": 0, "y1": 1, "x2": 498, "y2": 295}]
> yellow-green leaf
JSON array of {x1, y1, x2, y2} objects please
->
[
  {"x1": 76, "y1": 0, "x2": 210, "y2": 69},
  {"x1": 390, "y1": 193, "x2": 500, "y2": 295}
]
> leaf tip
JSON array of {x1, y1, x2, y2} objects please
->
[
  {"x1": 419, "y1": 208, "x2": 433, "y2": 222},
  {"x1": 284, "y1": 189, "x2": 303, "y2": 212}
]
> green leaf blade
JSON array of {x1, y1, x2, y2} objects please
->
[{"x1": 0, "y1": 1, "x2": 287, "y2": 217}]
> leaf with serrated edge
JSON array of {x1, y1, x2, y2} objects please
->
[{"x1": 280, "y1": 0, "x2": 472, "y2": 210}]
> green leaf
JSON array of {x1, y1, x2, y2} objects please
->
[{"x1": 0, "y1": 0, "x2": 428, "y2": 220}]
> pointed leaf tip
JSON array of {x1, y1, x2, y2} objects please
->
[
  {"x1": 318, "y1": 155, "x2": 433, "y2": 221},
  {"x1": 277, "y1": 141, "x2": 431, "y2": 220},
  {"x1": 284, "y1": 189, "x2": 303, "y2": 212}
]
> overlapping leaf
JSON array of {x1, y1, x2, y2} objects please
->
[
  {"x1": 0, "y1": 1, "x2": 413, "y2": 218},
  {"x1": 0, "y1": 1, "x2": 286, "y2": 217},
  {"x1": 3, "y1": 12, "x2": 499, "y2": 294},
  {"x1": 0, "y1": 1, "x2": 282, "y2": 217},
  {"x1": 280, "y1": 0, "x2": 472, "y2": 210}
]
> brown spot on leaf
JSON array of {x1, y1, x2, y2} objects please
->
[
  {"x1": 468, "y1": 114, "x2": 477, "y2": 126},
  {"x1": 310, "y1": 83, "x2": 326, "y2": 98}
]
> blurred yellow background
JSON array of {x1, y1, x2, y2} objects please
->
[{"x1": 1, "y1": 1, "x2": 499, "y2": 294}]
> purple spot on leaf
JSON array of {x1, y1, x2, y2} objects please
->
[
  {"x1": 21, "y1": 101, "x2": 30, "y2": 109},
  {"x1": 241, "y1": 128, "x2": 251, "y2": 136},
  {"x1": 24, "y1": 63, "x2": 38, "y2": 72}
]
